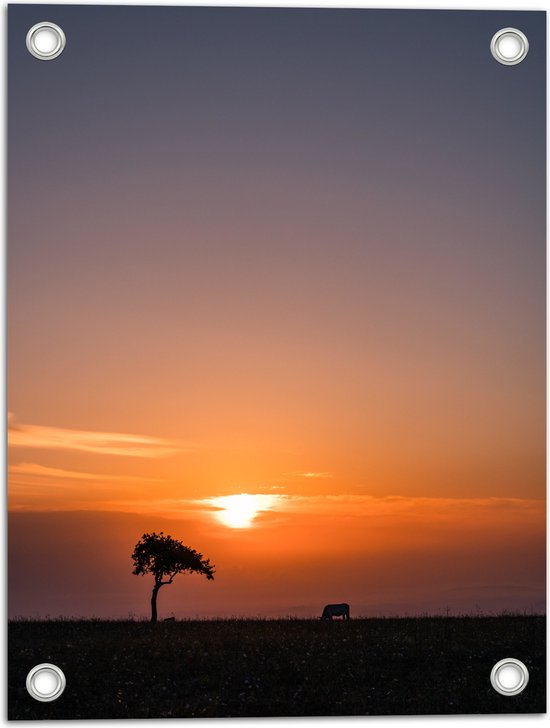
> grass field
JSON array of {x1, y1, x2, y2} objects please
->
[{"x1": 8, "y1": 616, "x2": 545, "y2": 719}]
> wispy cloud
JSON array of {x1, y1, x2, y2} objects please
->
[
  {"x1": 61, "y1": 493, "x2": 545, "y2": 542},
  {"x1": 285, "y1": 471, "x2": 333, "y2": 479},
  {"x1": 9, "y1": 463, "x2": 164, "y2": 483},
  {"x1": 8, "y1": 416, "x2": 189, "y2": 458}
]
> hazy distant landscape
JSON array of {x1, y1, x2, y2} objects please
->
[{"x1": 9, "y1": 615, "x2": 545, "y2": 719}]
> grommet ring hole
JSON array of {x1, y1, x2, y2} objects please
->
[
  {"x1": 26, "y1": 22, "x2": 66, "y2": 60},
  {"x1": 490, "y1": 28, "x2": 529, "y2": 66},
  {"x1": 26, "y1": 664, "x2": 66, "y2": 702},
  {"x1": 490, "y1": 658, "x2": 529, "y2": 696}
]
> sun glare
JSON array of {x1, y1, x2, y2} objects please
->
[{"x1": 212, "y1": 493, "x2": 278, "y2": 528}]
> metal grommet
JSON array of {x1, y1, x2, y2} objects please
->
[
  {"x1": 26, "y1": 22, "x2": 66, "y2": 61},
  {"x1": 490, "y1": 28, "x2": 529, "y2": 66},
  {"x1": 26, "y1": 663, "x2": 66, "y2": 702},
  {"x1": 490, "y1": 658, "x2": 529, "y2": 696}
]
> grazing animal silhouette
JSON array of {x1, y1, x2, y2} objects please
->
[
  {"x1": 321, "y1": 603, "x2": 350, "y2": 620},
  {"x1": 163, "y1": 616, "x2": 176, "y2": 622}
]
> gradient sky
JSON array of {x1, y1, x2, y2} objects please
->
[{"x1": 8, "y1": 6, "x2": 545, "y2": 618}]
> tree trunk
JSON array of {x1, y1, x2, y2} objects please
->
[{"x1": 151, "y1": 583, "x2": 161, "y2": 622}]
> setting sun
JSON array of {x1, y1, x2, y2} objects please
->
[{"x1": 211, "y1": 493, "x2": 279, "y2": 528}]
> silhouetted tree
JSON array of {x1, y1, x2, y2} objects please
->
[{"x1": 132, "y1": 532, "x2": 215, "y2": 622}]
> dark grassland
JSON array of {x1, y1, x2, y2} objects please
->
[{"x1": 8, "y1": 616, "x2": 545, "y2": 719}]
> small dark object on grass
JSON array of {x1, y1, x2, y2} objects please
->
[{"x1": 321, "y1": 603, "x2": 350, "y2": 620}]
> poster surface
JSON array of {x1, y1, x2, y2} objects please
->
[{"x1": 8, "y1": 5, "x2": 546, "y2": 718}]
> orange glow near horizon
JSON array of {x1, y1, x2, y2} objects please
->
[{"x1": 6, "y1": 409, "x2": 546, "y2": 618}]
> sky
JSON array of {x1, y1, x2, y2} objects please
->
[{"x1": 8, "y1": 6, "x2": 545, "y2": 619}]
